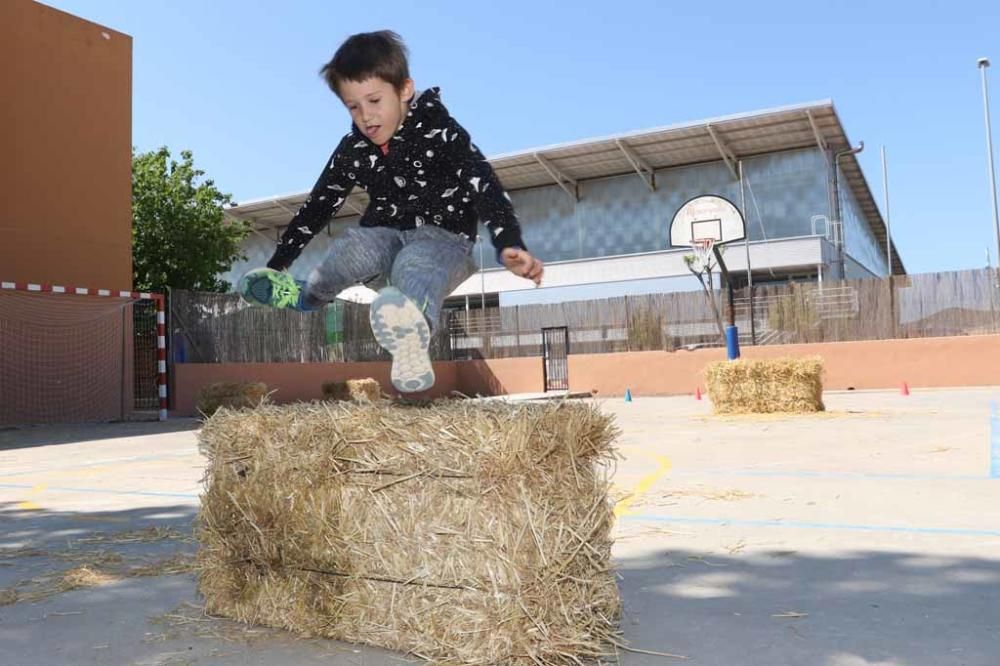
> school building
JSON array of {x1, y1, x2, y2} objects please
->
[{"x1": 222, "y1": 100, "x2": 905, "y2": 310}]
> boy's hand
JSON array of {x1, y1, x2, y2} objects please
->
[{"x1": 501, "y1": 248, "x2": 544, "y2": 286}]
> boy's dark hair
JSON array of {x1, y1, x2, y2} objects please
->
[{"x1": 320, "y1": 31, "x2": 410, "y2": 97}]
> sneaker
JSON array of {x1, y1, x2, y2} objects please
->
[
  {"x1": 238, "y1": 268, "x2": 316, "y2": 311},
  {"x1": 369, "y1": 287, "x2": 435, "y2": 393}
]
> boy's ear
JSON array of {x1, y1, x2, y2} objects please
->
[{"x1": 400, "y1": 78, "x2": 415, "y2": 102}]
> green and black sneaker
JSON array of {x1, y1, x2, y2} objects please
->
[{"x1": 238, "y1": 268, "x2": 316, "y2": 311}]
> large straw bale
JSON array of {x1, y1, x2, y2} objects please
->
[
  {"x1": 196, "y1": 400, "x2": 620, "y2": 665},
  {"x1": 196, "y1": 381, "x2": 268, "y2": 417},
  {"x1": 321, "y1": 378, "x2": 381, "y2": 402},
  {"x1": 705, "y1": 357, "x2": 824, "y2": 414}
]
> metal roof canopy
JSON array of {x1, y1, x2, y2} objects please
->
[{"x1": 225, "y1": 100, "x2": 904, "y2": 275}]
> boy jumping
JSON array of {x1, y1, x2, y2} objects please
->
[{"x1": 240, "y1": 31, "x2": 543, "y2": 393}]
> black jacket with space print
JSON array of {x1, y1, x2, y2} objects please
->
[{"x1": 267, "y1": 87, "x2": 526, "y2": 271}]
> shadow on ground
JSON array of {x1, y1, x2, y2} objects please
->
[
  {"x1": 0, "y1": 418, "x2": 202, "y2": 452},
  {"x1": 615, "y1": 546, "x2": 1000, "y2": 665},
  {"x1": 2, "y1": 504, "x2": 998, "y2": 664}
]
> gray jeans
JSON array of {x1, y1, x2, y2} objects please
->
[{"x1": 304, "y1": 225, "x2": 477, "y2": 331}]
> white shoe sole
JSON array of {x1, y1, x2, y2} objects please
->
[{"x1": 369, "y1": 287, "x2": 435, "y2": 393}]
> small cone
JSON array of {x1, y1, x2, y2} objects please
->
[
  {"x1": 695, "y1": 387, "x2": 702, "y2": 401},
  {"x1": 901, "y1": 382, "x2": 910, "y2": 396},
  {"x1": 624, "y1": 388, "x2": 632, "y2": 403}
]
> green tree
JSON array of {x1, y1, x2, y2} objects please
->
[{"x1": 132, "y1": 147, "x2": 249, "y2": 292}]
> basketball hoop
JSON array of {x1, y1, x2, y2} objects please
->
[
  {"x1": 691, "y1": 238, "x2": 716, "y2": 269},
  {"x1": 669, "y1": 195, "x2": 746, "y2": 252}
]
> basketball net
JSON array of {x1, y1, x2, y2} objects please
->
[{"x1": 691, "y1": 238, "x2": 716, "y2": 271}]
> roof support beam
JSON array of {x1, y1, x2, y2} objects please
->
[
  {"x1": 274, "y1": 200, "x2": 299, "y2": 217},
  {"x1": 615, "y1": 139, "x2": 656, "y2": 192},
  {"x1": 223, "y1": 208, "x2": 263, "y2": 233},
  {"x1": 706, "y1": 124, "x2": 739, "y2": 180},
  {"x1": 534, "y1": 152, "x2": 578, "y2": 201},
  {"x1": 805, "y1": 109, "x2": 828, "y2": 153},
  {"x1": 249, "y1": 227, "x2": 274, "y2": 242}
]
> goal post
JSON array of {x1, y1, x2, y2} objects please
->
[{"x1": 0, "y1": 280, "x2": 167, "y2": 425}]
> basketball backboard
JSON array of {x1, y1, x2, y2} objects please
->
[{"x1": 669, "y1": 195, "x2": 746, "y2": 248}]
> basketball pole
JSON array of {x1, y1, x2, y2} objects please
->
[{"x1": 712, "y1": 246, "x2": 740, "y2": 360}]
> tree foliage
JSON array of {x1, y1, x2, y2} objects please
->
[{"x1": 132, "y1": 147, "x2": 249, "y2": 292}]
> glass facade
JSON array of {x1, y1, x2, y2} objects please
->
[
  {"x1": 473, "y1": 160, "x2": 738, "y2": 267},
  {"x1": 838, "y1": 165, "x2": 889, "y2": 276},
  {"x1": 223, "y1": 146, "x2": 891, "y2": 287},
  {"x1": 741, "y1": 149, "x2": 830, "y2": 242}
]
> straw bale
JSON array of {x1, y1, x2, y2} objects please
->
[
  {"x1": 321, "y1": 378, "x2": 381, "y2": 402},
  {"x1": 197, "y1": 400, "x2": 621, "y2": 665},
  {"x1": 196, "y1": 382, "x2": 268, "y2": 417},
  {"x1": 705, "y1": 357, "x2": 824, "y2": 414}
]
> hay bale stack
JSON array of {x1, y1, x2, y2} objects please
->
[
  {"x1": 705, "y1": 357, "x2": 824, "y2": 414},
  {"x1": 196, "y1": 381, "x2": 268, "y2": 417},
  {"x1": 197, "y1": 401, "x2": 620, "y2": 665},
  {"x1": 321, "y1": 378, "x2": 381, "y2": 402}
]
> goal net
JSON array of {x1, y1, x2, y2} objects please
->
[{"x1": 0, "y1": 287, "x2": 162, "y2": 426}]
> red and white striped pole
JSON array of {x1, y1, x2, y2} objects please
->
[
  {"x1": 1, "y1": 280, "x2": 167, "y2": 421},
  {"x1": 155, "y1": 294, "x2": 168, "y2": 421}
]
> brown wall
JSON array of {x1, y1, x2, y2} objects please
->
[
  {"x1": 173, "y1": 362, "x2": 461, "y2": 416},
  {"x1": 171, "y1": 335, "x2": 1000, "y2": 416},
  {"x1": 173, "y1": 357, "x2": 548, "y2": 415},
  {"x1": 1, "y1": 0, "x2": 132, "y2": 290},
  {"x1": 456, "y1": 357, "x2": 543, "y2": 396},
  {"x1": 564, "y1": 335, "x2": 1000, "y2": 396}
]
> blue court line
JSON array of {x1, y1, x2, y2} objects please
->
[
  {"x1": 0, "y1": 482, "x2": 198, "y2": 500},
  {"x1": 619, "y1": 514, "x2": 1000, "y2": 538},
  {"x1": 0, "y1": 450, "x2": 199, "y2": 479},
  {"x1": 990, "y1": 402, "x2": 1000, "y2": 479},
  {"x1": 668, "y1": 470, "x2": 987, "y2": 482}
]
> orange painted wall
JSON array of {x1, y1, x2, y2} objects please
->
[
  {"x1": 1, "y1": 1, "x2": 133, "y2": 290},
  {"x1": 455, "y1": 357, "x2": 544, "y2": 396},
  {"x1": 564, "y1": 335, "x2": 1000, "y2": 396},
  {"x1": 171, "y1": 335, "x2": 1000, "y2": 416},
  {"x1": 174, "y1": 358, "x2": 546, "y2": 415},
  {"x1": 173, "y1": 362, "x2": 461, "y2": 415}
]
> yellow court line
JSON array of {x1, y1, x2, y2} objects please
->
[
  {"x1": 16, "y1": 484, "x2": 48, "y2": 511},
  {"x1": 613, "y1": 449, "x2": 672, "y2": 518}
]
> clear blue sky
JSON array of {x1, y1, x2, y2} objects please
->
[{"x1": 45, "y1": 0, "x2": 1000, "y2": 274}]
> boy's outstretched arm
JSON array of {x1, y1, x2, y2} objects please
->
[
  {"x1": 442, "y1": 117, "x2": 544, "y2": 286},
  {"x1": 267, "y1": 135, "x2": 356, "y2": 271}
]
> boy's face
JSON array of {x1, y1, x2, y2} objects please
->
[{"x1": 339, "y1": 77, "x2": 415, "y2": 147}]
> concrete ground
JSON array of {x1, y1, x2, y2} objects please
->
[{"x1": 1, "y1": 387, "x2": 999, "y2": 665}]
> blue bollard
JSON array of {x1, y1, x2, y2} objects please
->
[{"x1": 725, "y1": 325, "x2": 740, "y2": 360}]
